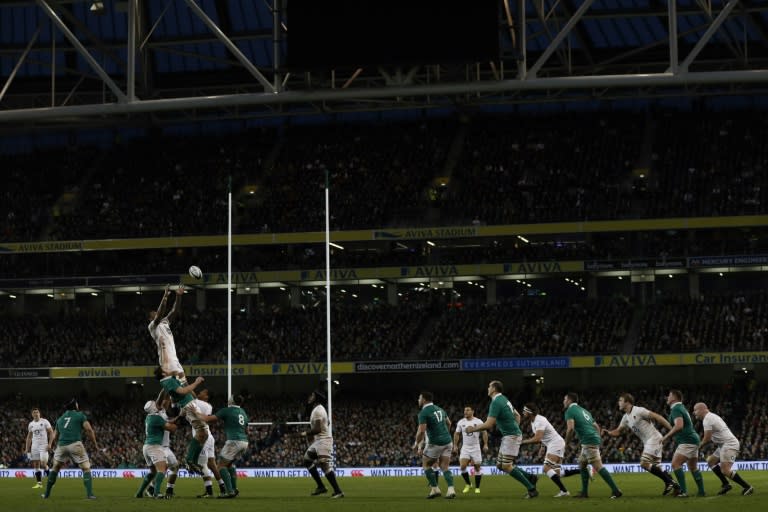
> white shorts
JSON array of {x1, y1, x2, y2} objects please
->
[
  {"x1": 220, "y1": 440, "x2": 249, "y2": 462},
  {"x1": 197, "y1": 433, "x2": 215, "y2": 463},
  {"x1": 544, "y1": 439, "x2": 566, "y2": 458},
  {"x1": 308, "y1": 438, "x2": 334, "y2": 459},
  {"x1": 163, "y1": 447, "x2": 178, "y2": 468},
  {"x1": 53, "y1": 441, "x2": 89, "y2": 465},
  {"x1": 578, "y1": 445, "x2": 603, "y2": 465},
  {"x1": 713, "y1": 442, "x2": 740, "y2": 463},
  {"x1": 499, "y1": 435, "x2": 522, "y2": 458},
  {"x1": 641, "y1": 439, "x2": 663, "y2": 462},
  {"x1": 30, "y1": 444, "x2": 49, "y2": 463},
  {"x1": 424, "y1": 442, "x2": 452, "y2": 460},
  {"x1": 674, "y1": 443, "x2": 699, "y2": 460},
  {"x1": 144, "y1": 445, "x2": 167, "y2": 467},
  {"x1": 157, "y1": 339, "x2": 184, "y2": 375},
  {"x1": 459, "y1": 446, "x2": 483, "y2": 464}
]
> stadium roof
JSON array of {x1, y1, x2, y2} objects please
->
[{"x1": 0, "y1": 0, "x2": 767, "y2": 126}]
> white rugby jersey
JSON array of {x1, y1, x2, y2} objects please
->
[
  {"x1": 619, "y1": 406, "x2": 663, "y2": 443},
  {"x1": 531, "y1": 414, "x2": 564, "y2": 447},
  {"x1": 148, "y1": 317, "x2": 181, "y2": 371},
  {"x1": 456, "y1": 417, "x2": 485, "y2": 449},
  {"x1": 191, "y1": 399, "x2": 213, "y2": 436},
  {"x1": 310, "y1": 404, "x2": 332, "y2": 441},
  {"x1": 28, "y1": 418, "x2": 52, "y2": 445},
  {"x1": 702, "y1": 412, "x2": 738, "y2": 446}
]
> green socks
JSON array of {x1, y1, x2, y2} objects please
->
[
  {"x1": 44, "y1": 469, "x2": 58, "y2": 497},
  {"x1": 598, "y1": 467, "x2": 620, "y2": 494},
  {"x1": 185, "y1": 438, "x2": 203, "y2": 464},
  {"x1": 221, "y1": 468, "x2": 234, "y2": 494},
  {"x1": 509, "y1": 467, "x2": 534, "y2": 490},
  {"x1": 228, "y1": 466, "x2": 238, "y2": 491},
  {"x1": 424, "y1": 468, "x2": 438, "y2": 487},
  {"x1": 135, "y1": 473, "x2": 153, "y2": 497},
  {"x1": 674, "y1": 468, "x2": 688, "y2": 493}
]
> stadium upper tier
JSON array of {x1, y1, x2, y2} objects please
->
[
  {"x1": 1, "y1": 291, "x2": 765, "y2": 367},
  {"x1": 2, "y1": 112, "x2": 767, "y2": 243}
]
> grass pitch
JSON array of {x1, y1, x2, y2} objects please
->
[{"x1": 3, "y1": 471, "x2": 765, "y2": 512}]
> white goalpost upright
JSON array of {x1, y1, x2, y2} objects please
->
[
  {"x1": 324, "y1": 170, "x2": 333, "y2": 434},
  {"x1": 227, "y1": 179, "x2": 233, "y2": 401},
  {"x1": 234, "y1": 174, "x2": 329, "y2": 438}
]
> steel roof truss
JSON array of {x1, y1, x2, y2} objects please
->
[
  {"x1": 532, "y1": 0, "x2": 571, "y2": 73},
  {"x1": 529, "y1": 0, "x2": 596, "y2": 78},
  {"x1": 182, "y1": 0, "x2": 276, "y2": 93},
  {"x1": 679, "y1": 0, "x2": 740, "y2": 72},
  {"x1": 36, "y1": 0, "x2": 128, "y2": 102}
]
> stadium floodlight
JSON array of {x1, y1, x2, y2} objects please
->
[{"x1": 89, "y1": 2, "x2": 105, "y2": 14}]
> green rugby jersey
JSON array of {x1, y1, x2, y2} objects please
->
[
  {"x1": 668, "y1": 402, "x2": 700, "y2": 445},
  {"x1": 55, "y1": 410, "x2": 88, "y2": 446},
  {"x1": 418, "y1": 403, "x2": 452, "y2": 445},
  {"x1": 159, "y1": 376, "x2": 194, "y2": 407},
  {"x1": 215, "y1": 406, "x2": 249, "y2": 441},
  {"x1": 488, "y1": 394, "x2": 522, "y2": 437},
  {"x1": 144, "y1": 414, "x2": 167, "y2": 446},
  {"x1": 564, "y1": 403, "x2": 601, "y2": 445}
]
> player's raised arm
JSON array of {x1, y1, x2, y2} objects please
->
[
  {"x1": 167, "y1": 285, "x2": 184, "y2": 323},
  {"x1": 150, "y1": 285, "x2": 171, "y2": 328},
  {"x1": 176, "y1": 376, "x2": 204, "y2": 395}
]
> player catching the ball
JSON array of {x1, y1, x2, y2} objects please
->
[{"x1": 148, "y1": 284, "x2": 187, "y2": 385}]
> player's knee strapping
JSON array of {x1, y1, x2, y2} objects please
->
[
  {"x1": 303, "y1": 448, "x2": 318, "y2": 468},
  {"x1": 497, "y1": 453, "x2": 516, "y2": 469},
  {"x1": 544, "y1": 457, "x2": 561, "y2": 470},
  {"x1": 317, "y1": 455, "x2": 333, "y2": 473}
]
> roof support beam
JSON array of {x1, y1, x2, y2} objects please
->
[
  {"x1": 516, "y1": 0, "x2": 527, "y2": 79},
  {"x1": 183, "y1": 0, "x2": 276, "y2": 93},
  {"x1": 36, "y1": 0, "x2": 128, "y2": 102},
  {"x1": 127, "y1": 0, "x2": 137, "y2": 100},
  {"x1": 561, "y1": 0, "x2": 595, "y2": 67},
  {"x1": 54, "y1": 0, "x2": 127, "y2": 73},
  {"x1": 2, "y1": 68, "x2": 768, "y2": 122},
  {"x1": 532, "y1": 0, "x2": 571, "y2": 73},
  {"x1": 669, "y1": 0, "x2": 679, "y2": 73},
  {"x1": 272, "y1": 0, "x2": 283, "y2": 92},
  {"x1": 679, "y1": 0, "x2": 740, "y2": 72},
  {"x1": 528, "y1": 0, "x2": 595, "y2": 78}
]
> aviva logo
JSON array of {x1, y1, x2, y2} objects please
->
[
  {"x1": 504, "y1": 261, "x2": 563, "y2": 273},
  {"x1": 400, "y1": 265, "x2": 459, "y2": 277},
  {"x1": 594, "y1": 355, "x2": 658, "y2": 367}
]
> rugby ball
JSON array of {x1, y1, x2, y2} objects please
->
[{"x1": 189, "y1": 265, "x2": 203, "y2": 279}]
